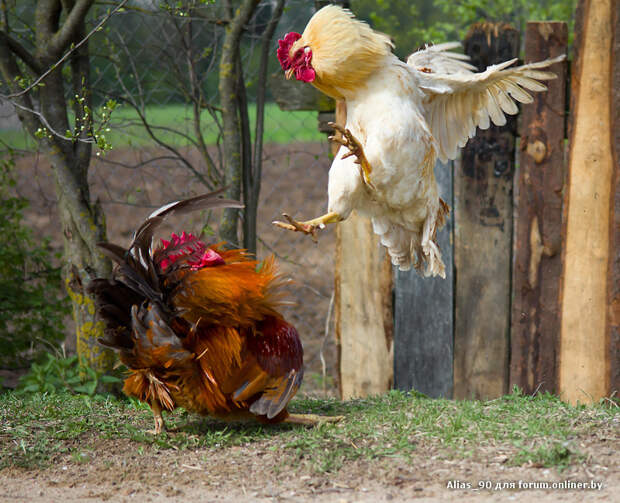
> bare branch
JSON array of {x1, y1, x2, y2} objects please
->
[
  {"x1": 0, "y1": 32, "x2": 40, "y2": 135},
  {"x1": 10, "y1": 99, "x2": 94, "y2": 145},
  {"x1": 117, "y1": 97, "x2": 214, "y2": 190},
  {"x1": 0, "y1": 31, "x2": 42, "y2": 74},
  {"x1": 96, "y1": 155, "x2": 185, "y2": 170},
  {"x1": 184, "y1": 15, "x2": 222, "y2": 186},
  {"x1": 4, "y1": 0, "x2": 128, "y2": 99},
  {"x1": 253, "y1": 0, "x2": 286, "y2": 171}
]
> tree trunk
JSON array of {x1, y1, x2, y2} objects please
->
[
  {"x1": 218, "y1": 0, "x2": 260, "y2": 246},
  {"x1": 0, "y1": 0, "x2": 114, "y2": 374},
  {"x1": 52, "y1": 154, "x2": 113, "y2": 371}
]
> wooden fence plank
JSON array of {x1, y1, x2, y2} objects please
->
[
  {"x1": 609, "y1": 0, "x2": 620, "y2": 397},
  {"x1": 559, "y1": 0, "x2": 615, "y2": 404},
  {"x1": 453, "y1": 23, "x2": 519, "y2": 400},
  {"x1": 333, "y1": 100, "x2": 393, "y2": 399},
  {"x1": 393, "y1": 161, "x2": 454, "y2": 398},
  {"x1": 510, "y1": 22, "x2": 568, "y2": 395}
]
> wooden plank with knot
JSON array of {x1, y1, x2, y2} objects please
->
[
  {"x1": 510, "y1": 22, "x2": 568, "y2": 395},
  {"x1": 453, "y1": 22, "x2": 519, "y2": 400}
]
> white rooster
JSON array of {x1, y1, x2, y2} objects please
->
[{"x1": 274, "y1": 5, "x2": 563, "y2": 277}]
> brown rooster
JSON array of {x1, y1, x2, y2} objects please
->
[{"x1": 89, "y1": 190, "x2": 338, "y2": 433}]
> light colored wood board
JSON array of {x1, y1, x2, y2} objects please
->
[
  {"x1": 335, "y1": 213, "x2": 393, "y2": 399},
  {"x1": 393, "y1": 160, "x2": 454, "y2": 398},
  {"x1": 510, "y1": 22, "x2": 568, "y2": 394},
  {"x1": 453, "y1": 24, "x2": 519, "y2": 400},
  {"x1": 559, "y1": 0, "x2": 614, "y2": 404},
  {"x1": 609, "y1": 0, "x2": 620, "y2": 396}
]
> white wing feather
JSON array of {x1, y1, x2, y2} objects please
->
[
  {"x1": 407, "y1": 47, "x2": 565, "y2": 161},
  {"x1": 406, "y1": 42, "x2": 476, "y2": 74}
]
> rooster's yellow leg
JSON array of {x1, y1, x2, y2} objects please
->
[
  {"x1": 284, "y1": 413, "x2": 344, "y2": 426},
  {"x1": 148, "y1": 401, "x2": 166, "y2": 435},
  {"x1": 272, "y1": 212, "x2": 342, "y2": 241}
]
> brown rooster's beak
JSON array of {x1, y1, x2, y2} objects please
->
[{"x1": 285, "y1": 68, "x2": 295, "y2": 80}]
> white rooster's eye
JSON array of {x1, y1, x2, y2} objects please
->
[{"x1": 304, "y1": 46, "x2": 311, "y2": 54}]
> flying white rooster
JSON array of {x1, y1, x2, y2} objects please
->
[{"x1": 273, "y1": 5, "x2": 563, "y2": 277}]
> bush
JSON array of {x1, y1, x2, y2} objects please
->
[
  {"x1": 0, "y1": 158, "x2": 70, "y2": 367},
  {"x1": 16, "y1": 353, "x2": 123, "y2": 395}
]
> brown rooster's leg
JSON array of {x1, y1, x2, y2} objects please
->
[
  {"x1": 328, "y1": 122, "x2": 375, "y2": 190},
  {"x1": 284, "y1": 413, "x2": 344, "y2": 426},
  {"x1": 272, "y1": 212, "x2": 342, "y2": 242},
  {"x1": 148, "y1": 401, "x2": 166, "y2": 435}
]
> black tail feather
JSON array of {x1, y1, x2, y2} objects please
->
[{"x1": 89, "y1": 191, "x2": 243, "y2": 352}]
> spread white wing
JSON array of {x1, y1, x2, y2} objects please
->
[{"x1": 407, "y1": 44, "x2": 565, "y2": 162}]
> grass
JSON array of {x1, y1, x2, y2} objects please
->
[
  {"x1": 0, "y1": 389, "x2": 616, "y2": 473},
  {"x1": 0, "y1": 103, "x2": 324, "y2": 151}
]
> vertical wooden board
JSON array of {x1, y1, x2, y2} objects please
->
[
  {"x1": 333, "y1": 99, "x2": 393, "y2": 399},
  {"x1": 510, "y1": 22, "x2": 568, "y2": 395},
  {"x1": 336, "y1": 217, "x2": 393, "y2": 399},
  {"x1": 609, "y1": 0, "x2": 620, "y2": 397},
  {"x1": 393, "y1": 161, "x2": 453, "y2": 398},
  {"x1": 453, "y1": 23, "x2": 519, "y2": 400},
  {"x1": 559, "y1": 0, "x2": 614, "y2": 404}
]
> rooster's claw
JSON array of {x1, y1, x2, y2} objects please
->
[
  {"x1": 272, "y1": 214, "x2": 319, "y2": 242},
  {"x1": 328, "y1": 122, "x2": 375, "y2": 190}
]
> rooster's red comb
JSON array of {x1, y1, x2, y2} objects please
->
[{"x1": 277, "y1": 32, "x2": 301, "y2": 70}]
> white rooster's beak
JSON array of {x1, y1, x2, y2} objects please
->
[{"x1": 285, "y1": 68, "x2": 295, "y2": 80}]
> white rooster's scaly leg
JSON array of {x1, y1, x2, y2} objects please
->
[{"x1": 272, "y1": 212, "x2": 343, "y2": 242}]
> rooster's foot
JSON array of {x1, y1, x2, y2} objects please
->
[
  {"x1": 272, "y1": 212, "x2": 342, "y2": 241},
  {"x1": 328, "y1": 122, "x2": 375, "y2": 190},
  {"x1": 272, "y1": 214, "x2": 320, "y2": 242}
]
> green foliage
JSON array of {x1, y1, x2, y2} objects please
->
[
  {"x1": 0, "y1": 161, "x2": 70, "y2": 367},
  {"x1": 16, "y1": 353, "x2": 123, "y2": 396},
  {"x1": 352, "y1": 0, "x2": 576, "y2": 56}
]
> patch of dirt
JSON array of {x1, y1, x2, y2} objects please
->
[{"x1": 0, "y1": 431, "x2": 617, "y2": 502}]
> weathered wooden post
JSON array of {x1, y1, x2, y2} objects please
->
[
  {"x1": 610, "y1": 0, "x2": 620, "y2": 398},
  {"x1": 453, "y1": 23, "x2": 519, "y2": 400},
  {"x1": 510, "y1": 22, "x2": 568, "y2": 395},
  {"x1": 559, "y1": 0, "x2": 618, "y2": 404},
  {"x1": 393, "y1": 162, "x2": 454, "y2": 398}
]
